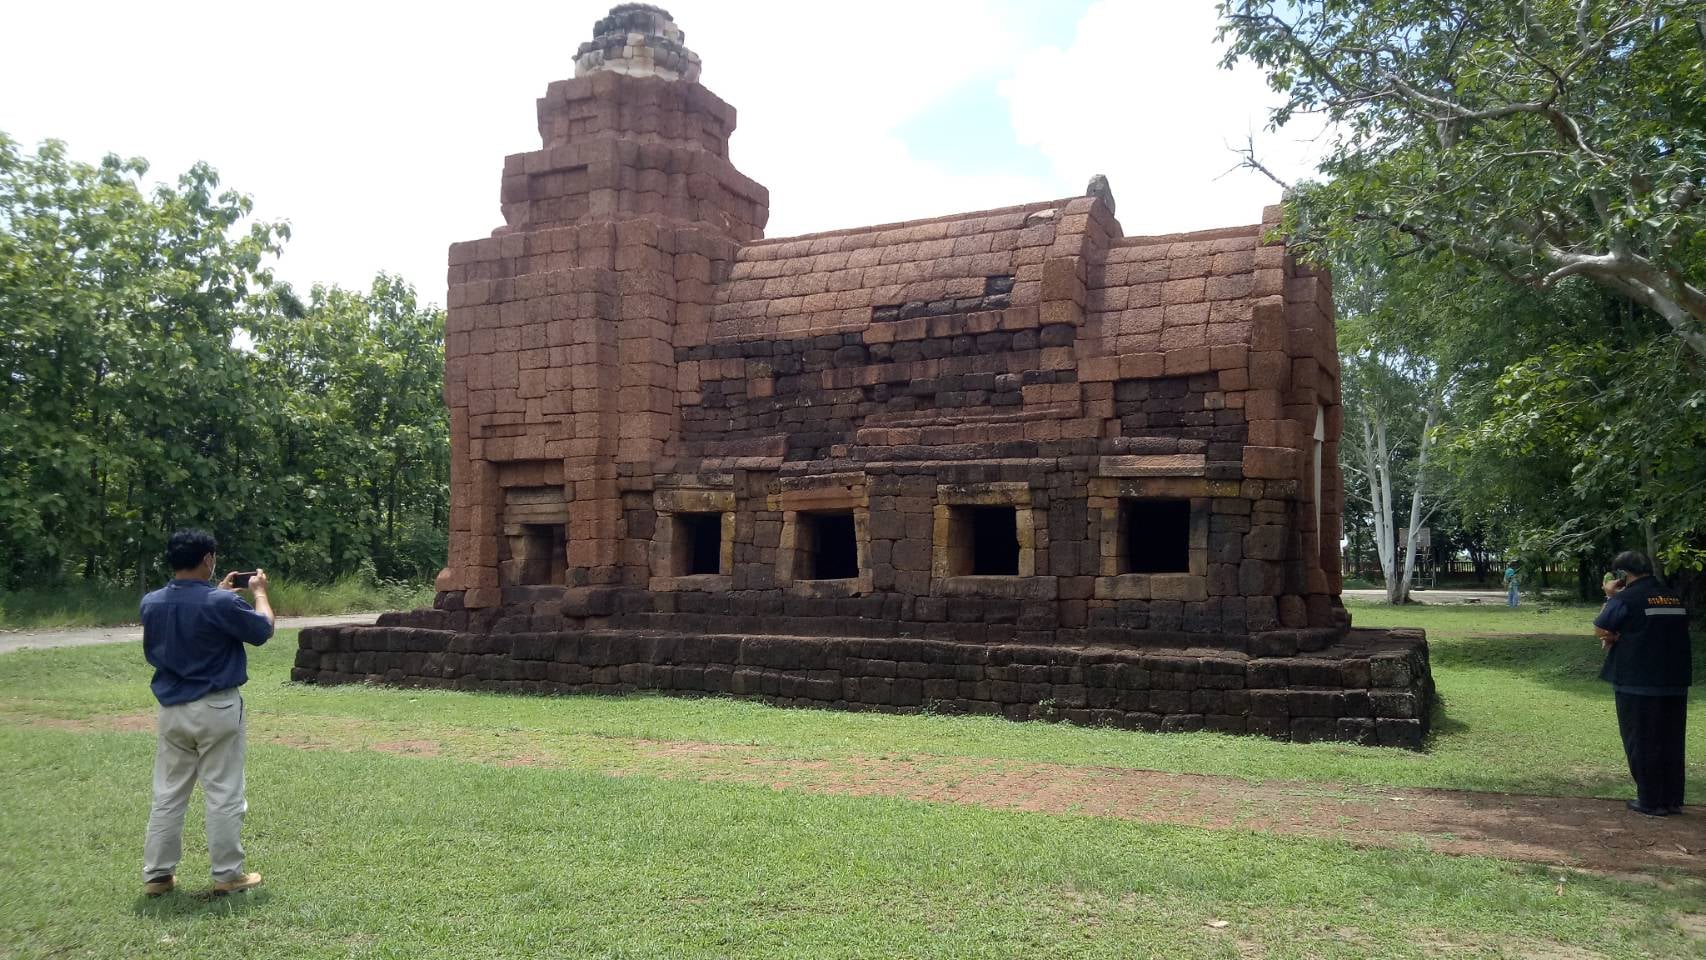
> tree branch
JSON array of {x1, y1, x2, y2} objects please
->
[
  {"x1": 1221, "y1": 134, "x2": 1293, "y2": 191},
  {"x1": 1540, "y1": 254, "x2": 1618, "y2": 286}
]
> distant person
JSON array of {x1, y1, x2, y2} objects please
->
[
  {"x1": 1503, "y1": 561, "x2": 1520, "y2": 607},
  {"x1": 1593, "y1": 550, "x2": 1692, "y2": 816},
  {"x1": 139, "y1": 529, "x2": 274, "y2": 896}
]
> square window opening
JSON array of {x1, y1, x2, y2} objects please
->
[
  {"x1": 513, "y1": 523, "x2": 567, "y2": 585},
  {"x1": 1121, "y1": 499, "x2": 1190, "y2": 573},
  {"x1": 673, "y1": 512, "x2": 724, "y2": 576},
  {"x1": 801, "y1": 511, "x2": 859, "y2": 580},
  {"x1": 950, "y1": 505, "x2": 1020, "y2": 576}
]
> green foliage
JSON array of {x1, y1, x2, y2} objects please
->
[
  {"x1": 0, "y1": 133, "x2": 285, "y2": 587},
  {"x1": 1458, "y1": 331, "x2": 1706, "y2": 573},
  {"x1": 1326, "y1": 223, "x2": 1704, "y2": 591},
  {"x1": 1220, "y1": 1, "x2": 1706, "y2": 583},
  {"x1": 0, "y1": 583, "x2": 146, "y2": 632},
  {"x1": 1238, "y1": 9, "x2": 1706, "y2": 587},
  {"x1": 0, "y1": 133, "x2": 447, "y2": 591},
  {"x1": 1220, "y1": 0, "x2": 1706, "y2": 352},
  {"x1": 245, "y1": 276, "x2": 449, "y2": 581}
]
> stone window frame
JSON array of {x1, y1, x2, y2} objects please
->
[
  {"x1": 650, "y1": 487, "x2": 735, "y2": 593},
  {"x1": 773, "y1": 474, "x2": 873, "y2": 599},
  {"x1": 1089, "y1": 477, "x2": 1211, "y2": 603},
  {"x1": 932, "y1": 481, "x2": 1057, "y2": 600}
]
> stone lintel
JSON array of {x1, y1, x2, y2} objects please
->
[
  {"x1": 1097, "y1": 454, "x2": 1207, "y2": 478},
  {"x1": 934, "y1": 575, "x2": 1059, "y2": 601}
]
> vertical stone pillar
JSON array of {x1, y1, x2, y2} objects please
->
[{"x1": 1261, "y1": 201, "x2": 1347, "y2": 628}]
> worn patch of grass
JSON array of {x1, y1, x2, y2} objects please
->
[
  {"x1": 0, "y1": 576, "x2": 432, "y2": 630},
  {"x1": 2, "y1": 723, "x2": 1704, "y2": 959}
]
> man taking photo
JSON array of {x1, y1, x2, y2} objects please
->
[
  {"x1": 139, "y1": 529, "x2": 274, "y2": 896},
  {"x1": 1594, "y1": 550, "x2": 1693, "y2": 817}
]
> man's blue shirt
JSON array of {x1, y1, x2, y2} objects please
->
[{"x1": 140, "y1": 579, "x2": 274, "y2": 706}]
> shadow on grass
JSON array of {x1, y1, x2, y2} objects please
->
[
  {"x1": 132, "y1": 887, "x2": 271, "y2": 917},
  {"x1": 1433, "y1": 631, "x2": 1705, "y2": 694},
  {"x1": 1428, "y1": 694, "x2": 1470, "y2": 738},
  {"x1": 1435, "y1": 631, "x2": 1608, "y2": 682}
]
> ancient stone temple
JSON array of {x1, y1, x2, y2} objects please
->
[{"x1": 298, "y1": 4, "x2": 1432, "y2": 747}]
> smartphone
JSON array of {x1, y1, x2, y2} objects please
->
[{"x1": 230, "y1": 571, "x2": 256, "y2": 589}]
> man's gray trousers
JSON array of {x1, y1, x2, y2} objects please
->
[{"x1": 141, "y1": 687, "x2": 247, "y2": 882}]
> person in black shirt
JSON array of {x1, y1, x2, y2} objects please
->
[{"x1": 1593, "y1": 551, "x2": 1693, "y2": 816}]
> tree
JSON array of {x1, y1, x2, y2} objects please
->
[
  {"x1": 1326, "y1": 228, "x2": 1619, "y2": 602},
  {"x1": 0, "y1": 134, "x2": 285, "y2": 591},
  {"x1": 1350, "y1": 364, "x2": 1439, "y2": 604},
  {"x1": 1218, "y1": 1, "x2": 1706, "y2": 355},
  {"x1": 1336, "y1": 265, "x2": 1446, "y2": 604},
  {"x1": 1455, "y1": 328, "x2": 1706, "y2": 580},
  {"x1": 249, "y1": 277, "x2": 449, "y2": 581},
  {"x1": 1324, "y1": 225, "x2": 1706, "y2": 603},
  {"x1": 0, "y1": 133, "x2": 448, "y2": 592}
]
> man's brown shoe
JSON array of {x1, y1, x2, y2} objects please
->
[
  {"x1": 143, "y1": 875, "x2": 175, "y2": 897},
  {"x1": 211, "y1": 872, "x2": 262, "y2": 894}
]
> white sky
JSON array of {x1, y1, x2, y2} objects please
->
[{"x1": 0, "y1": 0, "x2": 1327, "y2": 307}]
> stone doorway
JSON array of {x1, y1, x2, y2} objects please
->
[{"x1": 501, "y1": 486, "x2": 570, "y2": 587}]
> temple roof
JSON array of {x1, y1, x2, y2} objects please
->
[{"x1": 709, "y1": 194, "x2": 1270, "y2": 359}]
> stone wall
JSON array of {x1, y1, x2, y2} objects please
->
[
  {"x1": 296, "y1": 619, "x2": 1432, "y2": 749},
  {"x1": 441, "y1": 193, "x2": 1348, "y2": 641}
]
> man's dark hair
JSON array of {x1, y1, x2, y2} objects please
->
[
  {"x1": 165, "y1": 529, "x2": 218, "y2": 571},
  {"x1": 1612, "y1": 550, "x2": 1654, "y2": 577}
]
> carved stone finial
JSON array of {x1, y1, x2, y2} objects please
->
[
  {"x1": 1086, "y1": 174, "x2": 1116, "y2": 215},
  {"x1": 574, "y1": 4, "x2": 702, "y2": 82}
]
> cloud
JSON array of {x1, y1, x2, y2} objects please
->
[
  {"x1": 0, "y1": 1, "x2": 1323, "y2": 303},
  {"x1": 685, "y1": 0, "x2": 1064, "y2": 236},
  {"x1": 1000, "y1": 0, "x2": 1328, "y2": 235}
]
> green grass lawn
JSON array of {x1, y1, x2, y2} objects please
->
[
  {"x1": 0, "y1": 576, "x2": 434, "y2": 631},
  {"x1": 3, "y1": 600, "x2": 1696, "y2": 799},
  {"x1": 1, "y1": 601, "x2": 1703, "y2": 958}
]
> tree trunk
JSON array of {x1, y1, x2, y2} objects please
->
[
  {"x1": 387, "y1": 455, "x2": 399, "y2": 546},
  {"x1": 1576, "y1": 553, "x2": 1598, "y2": 602},
  {"x1": 1394, "y1": 403, "x2": 1438, "y2": 603},
  {"x1": 1360, "y1": 413, "x2": 1400, "y2": 602}
]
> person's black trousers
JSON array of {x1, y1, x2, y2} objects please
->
[{"x1": 1614, "y1": 692, "x2": 1688, "y2": 810}]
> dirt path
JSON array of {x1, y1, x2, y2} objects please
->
[
  {"x1": 684, "y1": 749, "x2": 1706, "y2": 875},
  {"x1": 0, "y1": 614, "x2": 380, "y2": 655},
  {"x1": 16, "y1": 708, "x2": 1705, "y2": 875}
]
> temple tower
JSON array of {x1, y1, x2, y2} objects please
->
[{"x1": 439, "y1": 3, "x2": 768, "y2": 606}]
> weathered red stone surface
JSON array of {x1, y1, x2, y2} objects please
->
[{"x1": 296, "y1": 4, "x2": 1431, "y2": 747}]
